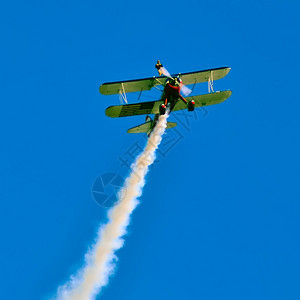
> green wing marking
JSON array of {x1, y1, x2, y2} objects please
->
[
  {"x1": 99, "y1": 67, "x2": 230, "y2": 95},
  {"x1": 105, "y1": 100, "x2": 163, "y2": 117},
  {"x1": 105, "y1": 91, "x2": 232, "y2": 118}
]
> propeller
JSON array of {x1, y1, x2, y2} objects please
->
[
  {"x1": 161, "y1": 67, "x2": 171, "y2": 77},
  {"x1": 180, "y1": 84, "x2": 192, "y2": 96},
  {"x1": 161, "y1": 67, "x2": 192, "y2": 96}
]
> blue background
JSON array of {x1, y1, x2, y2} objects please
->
[{"x1": 1, "y1": 1, "x2": 299, "y2": 299}]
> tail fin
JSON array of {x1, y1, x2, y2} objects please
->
[{"x1": 145, "y1": 115, "x2": 152, "y2": 122}]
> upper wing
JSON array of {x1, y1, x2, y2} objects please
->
[
  {"x1": 177, "y1": 67, "x2": 231, "y2": 85},
  {"x1": 99, "y1": 67, "x2": 231, "y2": 95},
  {"x1": 99, "y1": 76, "x2": 167, "y2": 95},
  {"x1": 105, "y1": 90, "x2": 232, "y2": 118}
]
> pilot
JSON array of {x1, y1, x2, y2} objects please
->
[{"x1": 155, "y1": 60, "x2": 163, "y2": 76}]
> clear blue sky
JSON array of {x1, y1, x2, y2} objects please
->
[{"x1": 1, "y1": 1, "x2": 299, "y2": 299}]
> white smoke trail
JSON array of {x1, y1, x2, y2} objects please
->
[{"x1": 55, "y1": 114, "x2": 168, "y2": 300}]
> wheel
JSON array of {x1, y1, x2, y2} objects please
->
[
  {"x1": 159, "y1": 103, "x2": 166, "y2": 115},
  {"x1": 188, "y1": 100, "x2": 195, "y2": 111}
]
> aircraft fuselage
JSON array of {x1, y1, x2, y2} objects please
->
[{"x1": 160, "y1": 78, "x2": 183, "y2": 110}]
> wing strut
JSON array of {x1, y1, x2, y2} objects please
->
[
  {"x1": 152, "y1": 77, "x2": 164, "y2": 92},
  {"x1": 191, "y1": 79, "x2": 197, "y2": 92},
  {"x1": 138, "y1": 89, "x2": 143, "y2": 101},
  {"x1": 119, "y1": 83, "x2": 128, "y2": 104},
  {"x1": 208, "y1": 71, "x2": 214, "y2": 93},
  {"x1": 154, "y1": 77, "x2": 166, "y2": 85}
]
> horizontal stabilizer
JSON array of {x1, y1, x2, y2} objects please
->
[
  {"x1": 127, "y1": 121, "x2": 177, "y2": 134},
  {"x1": 127, "y1": 122, "x2": 153, "y2": 134},
  {"x1": 166, "y1": 122, "x2": 177, "y2": 129}
]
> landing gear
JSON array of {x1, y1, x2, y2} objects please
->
[
  {"x1": 159, "y1": 103, "x2": 166, "y2": 115},
  {"x1": 188, "y1": 100, "x2": 195, "y2": 111}
]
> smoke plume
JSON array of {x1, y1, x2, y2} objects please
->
[{"x1": 55, "y1": 114, "x2": 168, "y2": 300}]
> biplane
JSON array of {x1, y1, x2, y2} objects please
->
[{"x1": 100, "y1": 66, "x2": 232, "y2": 136}]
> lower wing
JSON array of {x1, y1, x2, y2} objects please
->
[{"x1": 105, "y1": 91, "x2": 232, "y2": 118}]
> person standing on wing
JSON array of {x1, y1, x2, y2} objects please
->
[{"x1": 155, "y1": 60, "x2": 164, "y2": 76}]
